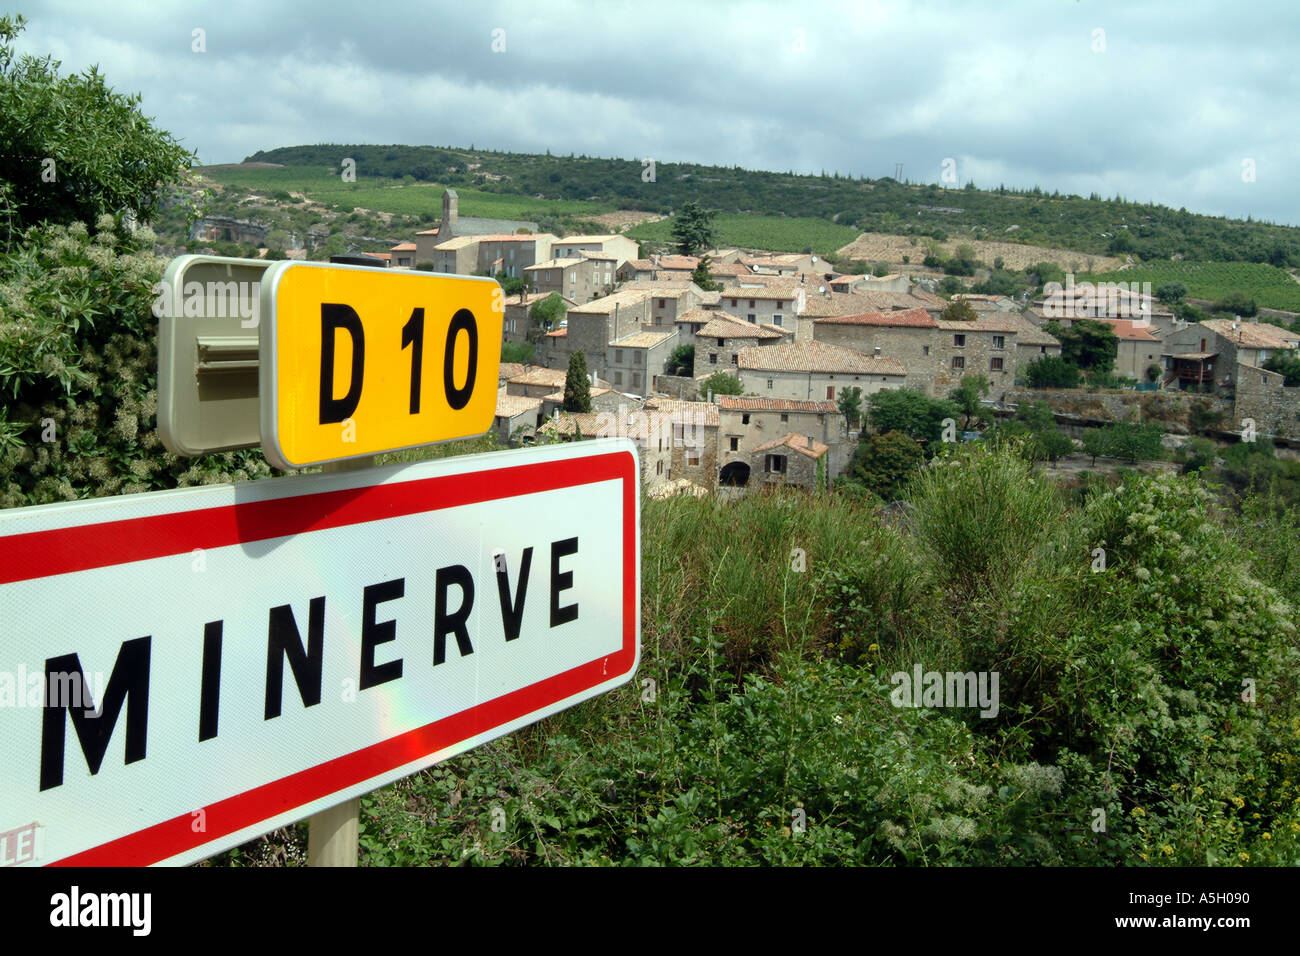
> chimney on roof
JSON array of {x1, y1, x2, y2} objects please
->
[
  {"x1": 806, "y1": 435, "x2": 816, "y2": 448},
  {"x1": 874, "y1": 346, "x2": 881, "y2": 356}
]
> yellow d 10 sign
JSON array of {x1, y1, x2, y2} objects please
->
[{"x1": 259, "y1": 261, "x2": 503, "y2": 469}]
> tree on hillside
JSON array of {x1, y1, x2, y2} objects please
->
[
  {"x1": 1263, "y1": 352, "x2": 1300, "y2": 387},
  {"x1": 690, "y1": 254, "x2": 722, "y2": 292},
  {"x1": 666, "y1": 343, "x2": 695, "y2": 375},
  {"x1": 1155, "y1": 281, "x2": 1188, "y2": 305},
  {"x1": 672, "y1": 200, "x2": 716, "y2": 257},
  {"x1": 868, "y1": 388, "x2": 961, "y2": 447},
  {"x1": 700, "y1": 371, "x2": 744, "y2": 396},
  {"x1": 941, "y1": 297, "x2": 979, "y2": 322},
  {"x1": 563, "y1": 350, "x2": 593, "y2": 412},
  {"x1": 1213, "y1": 290, "x2": 1258, "y2": 317},
  {"x1": 1044, "y1": 319, "x2": 1118, "y2": 374},
  {"x1": 848, "y1": 430, "x2": 923, "y2": 499},
  {"x1": 0, "y1": 14, "x2": 194, "y2": 234},
  {"x1": 947, "y1": 374, "x2": 991, "y2": 429},
  {"x1": 837, "y1": 386, "x2": 864, "y2": 429},
  {"x1": 530, "y1": 291, "x2": 567, "y2": 330}
]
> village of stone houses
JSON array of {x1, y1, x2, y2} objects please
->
[{"x1": 352, "y1": 187, "x2": 1300, "y2": 498}]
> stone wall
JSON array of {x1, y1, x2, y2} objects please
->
[
  {"x1": 1001, "y1": 387, "x2": 1234, "y2": 433},
  {"x1": 651, "y1": 374, "x2": 701, "y2": 400},
  {"x1": 1234, "y1": 364, "x2": 1300, "y2": 442}
]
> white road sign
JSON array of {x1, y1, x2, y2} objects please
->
[{"x1": 0, "y1": 439, "x2": 639, "y2": 866}]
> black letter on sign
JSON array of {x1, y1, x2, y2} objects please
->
[
  {"x1": 434, "y1": 565, "x2": 475, "y2": 665},
  {"x1": 360, "y1": 578, "x2": 405, "y2": 690},
  {"x1": 401, "y1": 307, "x2": 425, "y2": 415},
  {"x1": 39, "y1": 636, "x2": 152, "y2": 792},
  {"x1": 496, "y1": 547, "x2": 533, "y2": 641},
  {"x1": 199, "y1": 620, "x2": 222, "y2": 742},
  {"x1": 265, "y1": 597, "x2": 325, "y2": 720},
  {"x1": 442, "y1": 308, "x2": 477, "y2": 411},
  {"x1": 319, "y1": 303, "x2": 365, "y2": 424},
  {"x1": 550, "y1": 537, "x2": 579, "y2": 628}
]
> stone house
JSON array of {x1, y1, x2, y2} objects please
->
[
  {"x1": 389, "y1": 242, "x2": 416, "y2": 269},
  {"x1": 524, "y1": 256, "x2": 612, "y2": 304},
  {"x1": 812, "y1": 308, "x2": 940, "y2": 392},
  {"x1": 605, "y1": 329, "x2": 679, "y2": 396},
  {"x1": 717, "y1": 396, "x2": 847, "y2": 485},
  {"x1": 616, "y1": 280, "x2": 707, "y2": 330},
  {"x1": 563, "y1": 289, "x2": 654, "y2": 378},
  {"x1": 474, "y1": 233, "x2": 556, "y2": 279},
  {"x1": 1233, "y1": 364, "x2": 1300, "y2": 442},
  {"x1": 931, "y1": 316, "x2": 1021, "y2": 393},
  {"x1": 749, "y1": 434, "x2": 831, "y2": 491},
  {"x1": 538, "y1": 327, "x2": 570, "y2": 369},
  {"x1": 1161, "y1": 319, "x2": 1300, "y2": 391},
  {"x1": 494, "y1": 392, "x2": 543, "y2": 444},
  {"x1": 550, "y1": 234, "x2": 639, "y2": 267},
  {"x1": 1101, "y1": 319, "x2": 1164, "y2": 381},
  {"x1": 717, "y1": 283, "x2": 805, "y2": 331},
  {"x1": 693, "y1": 314, "x2": 787, "y2": 377},
  {"x1": 502, "y1": 291, "x2": 574, "y2": 345},
  {"x1": 738, "y1": 340, "x2": 907, "y2": 402},
  {"x1": 432, "y1": 236, "x2": 479, "y2": 275},
  {"x1": 641, "y1": 398, "x2": 720, "y2": 490}
]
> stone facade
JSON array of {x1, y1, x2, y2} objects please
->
[
  {"x1": 749, "y1": 434, "x2": 829, "y2": 491},
  {"x1": 564, "y1": 290, "x2": 653, "y2": 378},
  {"x1": 1234, "y1": 364, "x2": 1300, "y2": 442},
  {"x1": 605, "y1": 329, "x2": 679, "y2": 396},
  {"x1": 717, "y1": 397, "x2": 848, "y2": 482}
]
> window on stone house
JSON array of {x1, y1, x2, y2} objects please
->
[
  {"x1": 748, "y1": 314, "x2": 756, "y2": 323},
  {"x1": 731, "y1": 354, "x2": 738, "y2": 364},
  {"x1": 773, "y1": 314, "x2": 783, "y2": 326},
  {"x1": 658, "y1": 299, "x2": 666, "y2": 308},
  {"x1": 923, "y1": 345, "x2": 930, "y2": 356},
  {"x1": 710, "y1": 353, "x2": 718, "y2": 364},
  {"x1": 687, "y1": 450, "x2": 700, "y2": 466},
  {"x1": 657, "y1": 460, "x2": 663, "y2": 475},
  {"x1": 765, "y1": 454, "x2": 787, "y2": 474},
  {"x1": 954, "y1": 334, "x2": 966, "y2": 347},
  {"x1": 615, "y1": 349, "x2": 623, "y2": 363},
  {"x1": 729, "y1": 437, "x2": 739, "y2": 451},
  {"x1": 1040, "y1": 346, "x2": 1047, "y2": 354},
  {"x1": 780, "y1": 413, "x2": 788, "y2": 422},
  {"x1": 741, "y1": 414, "x2": 750, "y2": 425},
  {"x1": 632, "y1": 372, "x2": 641, "y2": 388},
  {"x1": 991, "y1": 357, "x2": 1004, "y2": 372},
  {"x1": 767, "y1": 379, "x2": 774, "y2": 390},
  {"x1": 952, "y1": 356, "x2": 965, "y2": 370},
  {"x1": 614, "y1": 371, "x2": 623, "y2": 385},
  {"x1": 993, "y1": 335, "x2": 1005, "y2": 350},
  {"x1": 749, "y1": 300, "x2": 756, "y2": 308}
]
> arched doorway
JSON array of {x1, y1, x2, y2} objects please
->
[{"x1": 719, "y1": 461, "x2": 750, "y2": 486}]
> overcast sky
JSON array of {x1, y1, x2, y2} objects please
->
[{"x1": 13, "y1": 0, "x2": 1300, "y2": 225}]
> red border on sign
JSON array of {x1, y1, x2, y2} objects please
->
[{"x1": 2, "y1": 448, "x2": 637, "y2": 867}]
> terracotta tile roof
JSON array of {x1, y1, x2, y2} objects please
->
[
  {"x1": 415, "y1": 228, "x2": 440, "y2": 236},
  {"x1": 798, "y1": 295, "x2": 843, "y2": 317},
  {"x1": 433, "y1": 236, "x2": 479, "y2": 250},
  {"x1": 554, "y1": 234, "x2": 619, "y2": 244},
  {"x1": 722, "y1": 284, "x2": 799, "y2": 302},
  {"x1": 577, "y1": 250, "x2": 619, "y2": 261},
  {"x1": 642, "y1": 397, "x2": 721, "y2": 427},
  {"x1": 612, "y1": 330, "x2": 676, "y2": 349},
  {"x1": 390, "y1": 242, "x2": 416, "y2": 251},
  {"x1": 698, "y1": 315, "x2": 785, "y2": 340},
  {"x1": 623, "y1": 259, "x2": 655, "y2": 271},
  {"x1": 497, "y1": 362, "x2": 527, "y2": 380},
  {"x1": 508, "y1": 367, "x2": 570, "y2": 388},
  {"x1": 495, "y1": 394, "x2": 543, "y2": 418},
  {"x1": 541, "y1": 387, "x2": 612, "y2": 402},
  {"x1": 934, "y1": 316, "x2": 1024, "y2": 332},
  {"x1": 738, "y1": 340, "x2": 906, "y2": 375},
  {"x1": 708, "y1": 262, "x2": 752, "y2": 276},
  {"x1": 537, "y1": 412, "x2": 607, "y2": 438},
  {"x1": 370, "y1": 252, "x2": 392, "y2": 261},
  {"x1": 817, "y1": 307, "x2": 937, "y2": 328},
  {"x1": 617, "y1": 280, "x2": 700, "y2": 294},
  {"x1": 752, "y1": 432, "x2": 829, "y2": 459},
  {"x1": 473, "y1": 233, "x2": 554, "y2": 243},
  {"x1": 717, "y1": 396, "x2": 839, "y2": 413},
  {"x1": 656, "y1": 255, "x2": 699, "y2": 269},
  {"x1": 567, "y1": 289, "x2": 653, "y2": 314},
  {"x1": 1099, "y1": 319, "x2": 1161, "y2": 342},
  {"x1": 525, "y1": 257, "x2": 583, "y2": 270},
  {"x1": 1202, "y1": 319, "x2": 1300, "y2": 350},
  {"x1": 676, "y1": 308, "x2": 716, "y2": 325},
  {"x1": 1002, "y1": 316, "x2": 1060, "y2": 346},
  {"x1": 699, "y1": 291, "x2": 722, "y2": 305}
]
